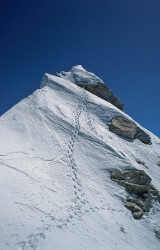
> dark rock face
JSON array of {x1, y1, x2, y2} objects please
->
[
  {"x1": 125, "y1": 195, "x2": 151, "y2": 219},
  {"x1": 109, "y1": 116, "x2": 152, "y2": 144},
  {"x1": 109, "y1": 116, "x2": 136, "y2": 140},
  {"x1": 157, "y1": 162, "x2": 160, "y2": 167},
  {"x1": 120, "y1": 227, "x2": 125, "y2": 233},
  {"x1": 136, "y1": 160, "x2": 148, "y2": 169},
  {"x1": 111, "y1": 169, "x2": 151, "y2": 195},
  {"x1": 149, "y1": 184, "x2": 160, "y2": 202},
  {"x1": 124, "y1": 201, "x2": 144, "y2": 219},
  {"x1": 136, "y1": 127, "x2": 151, "y2": 144},
  {"x1": 110, "y1": 169, "x2": 160, "y2": 219},
  {"x1": 155, "y1": 231, "x2": 160, "y2": 240},
  {"x1": 78, "y1": 83, "x2": 124, "y2": 111}
]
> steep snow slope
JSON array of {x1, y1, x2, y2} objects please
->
[{"x1": 0, "y1": 71, "x2": 160, "y2": 250}]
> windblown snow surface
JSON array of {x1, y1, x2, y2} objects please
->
[{"x1": 0, "y1": 72, "x2": 160, "y2": 250}]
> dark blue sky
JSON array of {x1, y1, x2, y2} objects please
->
[{"x1": 0, "y1": 0, "x2": 160, "y2": 137}]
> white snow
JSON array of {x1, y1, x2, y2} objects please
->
[
  {"x1": 55, "y1": 65, "x2": 104, "y2": 85},
  {"x1": 0, "y1": 70, "x2": 160, "y2": 250}
]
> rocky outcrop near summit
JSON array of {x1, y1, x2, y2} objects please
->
[
  {"x1": 56, "y1": 65, "x2": 124, "y2": 111},
  {"x1": 110, "y1": 169, "x2": 160, "y2": 219},
  {"x1": 78, "y1": 83, "x2": 124, "y2": 111},
  {"x1": 109, "y1": 116, "x2": 152, "y2": 144}
]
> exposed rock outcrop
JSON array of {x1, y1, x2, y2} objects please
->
[
  {"x1": 110, "y1": 169, "x2": 160, "y2": 219},
  {"x1": 157, "y1": 162, "x2": 160, "y2": 167},
  {"x1": 125, "y1": 195, "x2": 151, "y2": 219},
  {"x1": 109, "y1": 116, "x2": 152, "y2": 144},
  {"x1": 136, "y1": 160, "x2": 148, "y2": 169},
  {"x1": 78, "y1": 83, "x2": 124, "y2": 111},
  {"x1": 111, "y1": 169, "x2": 152, "y2": 195},
  {"x1": 56, "y1": 65, "x2": 124, "y2": 111},
  {"x1": 120, "y1": 227, "x2": 125, "y2": 233},
  {"x1": 155, "y1": 231, "x2": 160, "y2": 240},
  {"x1": 124, "y1": 201, "x2": 144, "y2": 219}
]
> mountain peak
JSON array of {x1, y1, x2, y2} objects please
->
[
  {"x1": 55, "y1": 65, "x2": 104, "y2": 86},
  {"x1": 71, "y1": 65, "x2": 86, "y2": 71},
  {"x1": 0, "y1": 65, "x2": 160, "y2": 250},
  {"x1": 41, "y1": 65, "x2": 124, "y2": 111}
]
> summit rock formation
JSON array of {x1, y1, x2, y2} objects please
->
[{"x1": 55, "y1": 65, "x2": 124, "y2": 111}]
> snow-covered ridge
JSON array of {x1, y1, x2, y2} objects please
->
[
  {"x1": 41, "y1": 65, "x2": 124, "y2": 111},
  {"x1": 55, "y1": 65, "x2": 104, "y2": 85},
  {"x1": 0, "y1": 67, "x2": 160, "y2": 250}
]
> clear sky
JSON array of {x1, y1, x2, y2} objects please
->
[{"x1": 0, "y1": 0, "x2": 160, "y2": 137}]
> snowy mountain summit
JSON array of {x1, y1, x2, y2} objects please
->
[
  {"x1": 0, "y1": 66, "x2": 160, "y2": 250},
  {"x1": 55, "y1": 65, "x2": 104, "y2": 85},
  {"x1": 41, "y1": 65, "x2": 124, "y2": 111}
]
